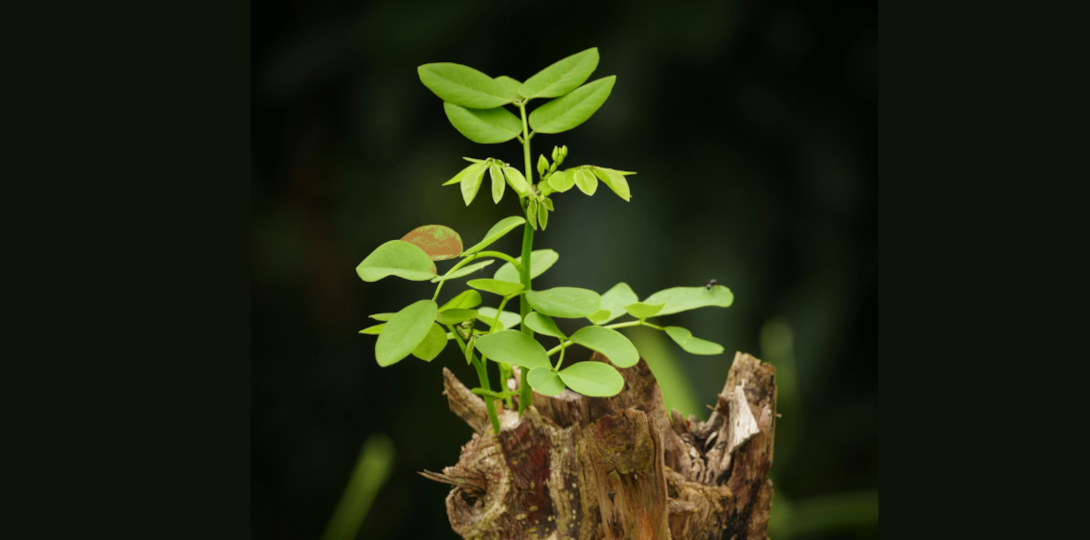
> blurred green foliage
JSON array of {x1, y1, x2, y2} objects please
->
[
  {"x1": 320, "y1": 434, "x2": 394, "y2": 540},
  {"x1": 252, "y1": 0, "x2": 876, "y2": 538}
]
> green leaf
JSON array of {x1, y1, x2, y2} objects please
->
[
  {"x1": 461, "y1": 162, "x2": 488, "y2": 206},
  {"x1": 528, "y1": 76, "x2": 616, "y2": 134},
  {"x1": 623, "y1": 302, "x2": 666, "y2": 320},
  {"x1": 574, "y1": 168, "x2": 598, "y2": 195},
  {"x1": 357, "y1": 240, "x2": 437, "y2": 282},
  {"x1": 643, "y1": 286, "x2": 734, "y2": 317},
  {"x1": 538, "y1": 177, "x2": 555, "y2": 195},
  {"x1": 569, "y1": 326, "x2": 639, "y2": 368},
  {"x1": 467, "y1": 279, "x2": 525, "y2": 297},
  {"x1": 443, "y1": 103, "x2": 522, "y2": 144},
  {"x1": 527, "y1": 367, "x2": 565, "y2": 396},
  {"x1": 375, "y1": 300, "x2": 438, "y2": 367},
  {"x1": 587, "y1": 309, "x2": 612, "y2": 324},
  {"x1": 494, "y1": 76, "x2": 522, "y2": 101},
  {"x1": 595, "y1": 282, "x2": 639, "y2": 324},
  {"x1": 463, "y1": 216, "x2": 527, "y2": 255},
  {"x1": 439, "y1": 290, "x2": 481, "y2": 311},
  {"x1": 592, "y1": 167, "x2": 631, "y2": 202},
  {"x1": 518, "y1": 48, "x2": 599, "y2": 99},
  {"x1": 527, "y1": 200, "x2": 538, "y2": 230},
  {"x1": 401, "y1": 224, "x2": 463, "y2": 261},
  {"x1": 474, "y1": 330, "x2": 552, "y2": 370},
  {"x1": 548, "y1": 168, "x2": 575, "y2": 192},
  {"x1": 537, "y1": 154, "x2": 549, "y2": 177},
  {"x1": 503, "y1": 167, "x2": 531, "y2": 197},
  {"x1": 558, "y1": 362, "x2": 623, "y2": 397},
  {"x1": 539, "y1": 205, "x2": 548, "y2": 230},
  {"x1": 430, "y1": 260, "x2": 495, "y2": 283},
  {"x1": 494, "y1": 249, "x2": 559, "y2": 283},
  {"x1": 444, "y1": 163, "x2": 475, "y2": 186},
  {"x1": 542, "y1": 197, "x2": 555, "y2": 211},
  {"x1": 526, "y1": 287, "x2": 601, "y2": 318},
  {"x1": 489, "y1": 163, "x2": 506, "y2": 203},
  {"x1": 664, "y1": 326, "x2": 725, "y2": 355},
  {"x1": 359, "y1": 324, "x2": 385, "y2": 335},
  {"x1": 475, "y1": 308, "x2": 522, "y2": 330},
  {"x1": 412, "y1": 323, "x2": 448, "y2": 361},
  {"x1": 368, "y1": 313, "x2": 396, "y2": 321},
  {"x1": 435, "y1": 309, "x2": 478, "y2": 325},
  {"x1": 463, "y1": 157, "x2": 486, "y2": 163},
  {"x1": 418, "y1": 63, "x2": 512, "y2": 109},
  {"x1": 523, "y1": 312, "x2": 566, "y2": 339}
]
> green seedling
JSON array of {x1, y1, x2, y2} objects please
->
[{"x1": 357, "y1": 48, "x2": 735, "y2": 433}]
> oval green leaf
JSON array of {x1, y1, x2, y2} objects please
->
[
  {"x1": 503, "y1": 167, "x2": 531, "y2": 197},
  {"x1": 412, "y1": 323, "x2": 448, "y2": 361},
  {"x1": 357, "y1": 240, "x2": 437, "y2": 282},
  {"x1": 368, "y1": 313, "x2": 396, "y2": 321},
  {"x1": 569, "y1": 326, "x2": 639, "y2": 368},
  {"x1": 359, "y1": 323, "x2": 385, "y2": 335},
  {"x1": 473, "y1": 330, "x2": 552, "y2": 370},
  {"x1": 439, "y1": 290, "x2": 482, "y2": 311},
  {"x1": 523, "y1": 312, "x2": 566, "y2": 339},
  {"x1": 467, "y1": 279, "x2": 525, "y2": 297},
  {"x1": 518, "y1": 47, "x2": 599, "y2": 99},
  {"x1": 490, "y1": 164, "x2": 506, "y2": 203},
  {"x1": 375, "y1": 300, "x2": 438, "y2": 367},
  {"x1": 549, "y1": 168, "x2": 576, "y2": 192},
  {"x1": 475, "y1": 307, "x2": 522, "y2": 331},
  {"x1": 528, "y1": 76, "x2": 616, "y2": 134},
  {"x1": 643, "y1": 285, "x2": 734, "y2": 317},
  {"x1": 444, "y1": 102, "x2": 522, "y2": 144},
  {"x1": 526, "y1": 287, "x2": 601, "y2": 318},
  {"x1": 435, "y1": 308, "x2": 478, "y2": 325},
  {"x1": 462, "y1": 216, "x2": 527, "y2": 255},
  {"x1": 461, "y1": 162, "x2": 488, "y2": 206},
  {"x1": 623, "y1": 302, "x2": 666, "y2": 320},
  {"x1": 574, "y1": 168, "x2": 598, "y2": 196},
  {"x1": 494, "y1": 249, "x2": 559, "y2": 283},
  {"x1": 592, "y1": 167, "x2": 631, "y2": 202},
  {"x1": 664, "y1": 326, "x2": 725, "y2": 355},
  {"x1": 558, "y1": 362, "x2": 624, "y2": 397},
  {"x1": 401, "y1": 224, "x2": 463, "y2": 261},
  {"x1": 418, "y1": 63, "x2": 512, "y2": 109},
  {"x1": 431, "y1": 260, "x2": 495, "y2": 283},
  {"x1": 595, "y1": 282, "x2": 639, "y2": 324},
  {"x1": 527, "y1": 367, "x2": 566, "y2": 396},
  {"x1": 586, "y1": 309, "x2": 612, "y2": 324}
]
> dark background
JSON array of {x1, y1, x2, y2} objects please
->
[{"x1": 252, "y1": 0, "x2": 877, "y2": 538}]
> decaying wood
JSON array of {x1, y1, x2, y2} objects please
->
[{"x1": 433, "y1": 352, "x2": 777, "y2": 539}]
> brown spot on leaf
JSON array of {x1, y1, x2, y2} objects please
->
[{"x1": 402, "y1": 224, "x2": 463, "y2": 261}]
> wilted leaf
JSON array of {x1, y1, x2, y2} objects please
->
[{"x1": 401, "y1": 224, "x2": 463, "y2": 261}]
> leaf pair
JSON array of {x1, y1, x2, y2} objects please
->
[
  {"x1": 374, "y1": 300, "x2": 444, "y2": 366},
  {"x1": 447, "y1": 160, "x2": 532, "y2": 206},
  {"x1": 552, "y1": 166, "x2": 635, "y2": 201},
  {"x1": 493, "y1": 249, "x2": 559, "y2": 283},
  {"x1": 473, "y1": 329, "x2": 624, "y2": 397},
  {"x1": 526, "y1": 197, "x2": 553, "y2": 231},
  {"x1": 591, "y1": 282, "x2": 732, "y2": 356}
]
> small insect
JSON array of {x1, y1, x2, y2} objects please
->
[
  {"x1": 608, "y1": 490, "x2": 615, "y2": 502},
  {"x1": 704, "y1": 279, "x2": 718, "y2": 290}
]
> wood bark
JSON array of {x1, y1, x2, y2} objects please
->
[{"x1": 422, "y1": 352, "x2": 777, "y2": 540}]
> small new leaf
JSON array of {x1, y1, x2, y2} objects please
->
[
  {"x1": 503, "y1": 167, "x2": 531, "y2": 197},
  {"x1": 444, "y1": 163, "x2": 475, "y2": 186},
  {"x1": 574, "y1": 168, "x2": 598, "y2": 196},
  {"x1": 461, "y1": 162, "x2": 488, "y2": 206},
  {"x1": 490, "y1": 164, "x2": 506, "y2": 203},
  {"x1": 462, "y1": 216, "x2": 527, "y2": 255},
  {"x1": 359, "y1": 324, "x2": 385, "y2": 335},
  {"x1": 431, "y1": 260, "x2": 495, "y2": 283},
  {"x1": 439, "y1": 290, "x2": 482, "y2": 311},
  {"x1": 664, "y1": 326, "x2": 724, "y2": 355},
  {"x1": 494, "y1": 249, "x2": 559, "y2": 283},
  {"x1": 537, "y1": 154, "x2": 549, "y2": 177}
]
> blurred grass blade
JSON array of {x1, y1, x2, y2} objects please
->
[{"x1": 321, "y1": 434, "x2": 395, "y2": 540}]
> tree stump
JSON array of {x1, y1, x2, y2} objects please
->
[{"x1": 422, "y1": 352, "x2": 777, "y2": 540}]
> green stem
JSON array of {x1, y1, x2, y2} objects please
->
[
  {"x1": 554, "y1": 343, "x2": 567, "y2": 371},
  {"x1": 471, "y1": 388, "x2": 517, "y2": 400},
  {"x1": 517, "y1": 101, "x2": 535, "y2": 417},
  {"x1": 492, "y1": 294, "x2": 515, "y2": 409},
  {"x1": 432, "y1": 255, "x2": 478, "y2": 301},
  {"x1": 474, "y1": 251, "x2": 523, "y2": 271},
  {"x1": 447, "y1": 324, "x2": 500, "y2": 433}
]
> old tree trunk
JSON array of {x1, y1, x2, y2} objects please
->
[{"x1": 421, "y1": 352, "x2": 777, "y2": 540}]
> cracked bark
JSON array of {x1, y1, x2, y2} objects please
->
[{"x1": 423, "y1": 352, "x2": 777, "y2": 540}]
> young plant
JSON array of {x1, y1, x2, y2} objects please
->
[{"x1": 357, "y1": 48, "x2": 734, "y2": 433}]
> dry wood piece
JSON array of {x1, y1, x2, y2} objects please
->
[{"x1": 431, "y1": 351, "x2": 777, "y2": 539}]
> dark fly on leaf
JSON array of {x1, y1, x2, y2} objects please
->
[{"x1": 704, "y1": 279, "x2": 718, "y2": 290}]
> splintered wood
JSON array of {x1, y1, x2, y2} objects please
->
[{"x1": 432, "y1": 352, "x2": 777, "y2": 539}]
